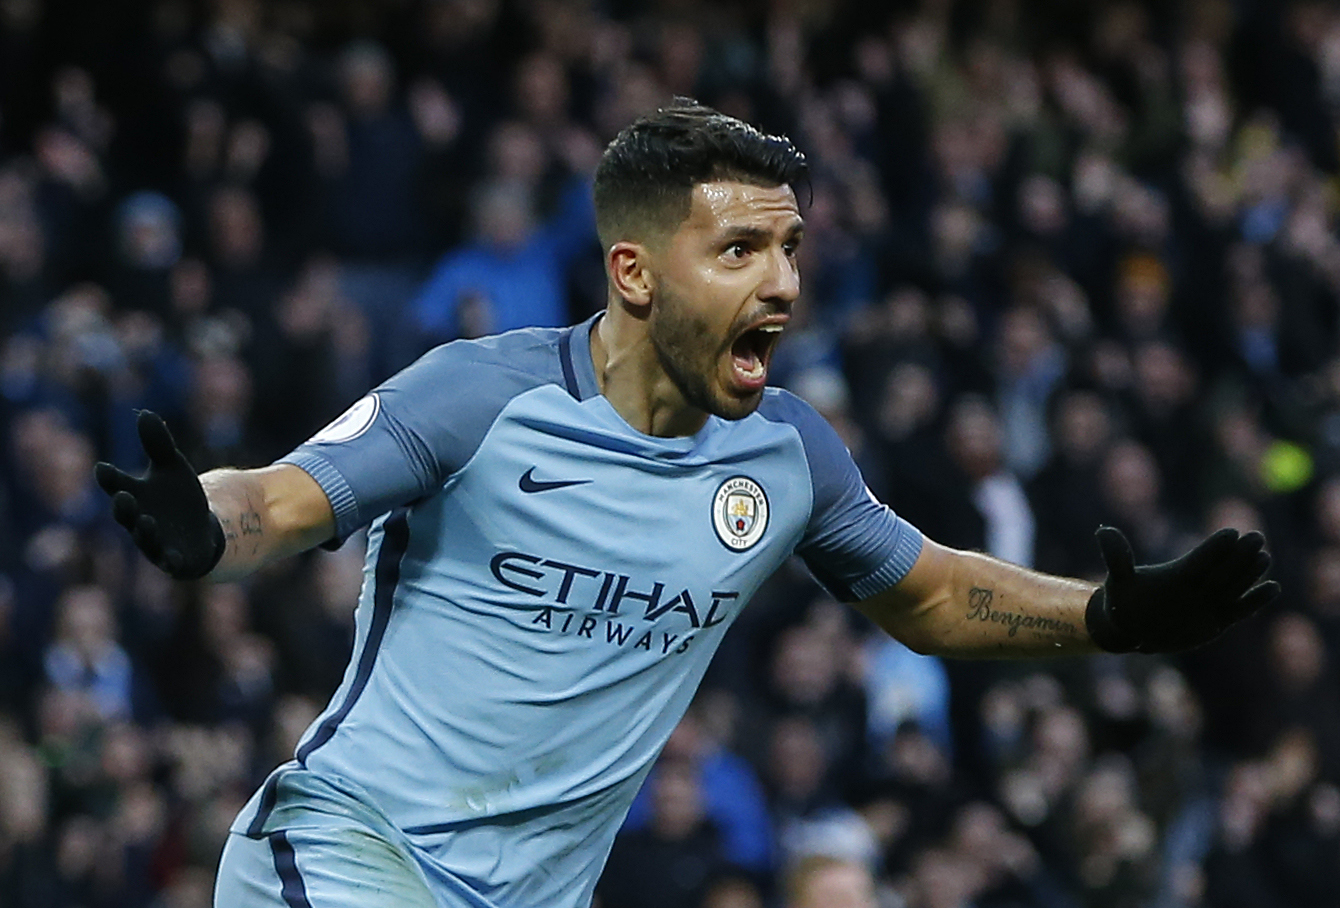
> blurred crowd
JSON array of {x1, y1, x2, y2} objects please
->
[{"x1": 3, "y1": 0, "x2": 1340, "y2": 905}]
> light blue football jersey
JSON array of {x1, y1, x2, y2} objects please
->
[{"x1": 231, "y1": 315, "x2": 923, "y2": 908}]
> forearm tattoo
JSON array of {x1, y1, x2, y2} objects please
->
[
  {"x1": 218, "y1": 498, "x2": 264, "y2": 557},
  {"x1": 966, "y1": 587, "x2": 1079, "y2": 641}
]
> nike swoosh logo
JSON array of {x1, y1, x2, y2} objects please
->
[{"x1": 519, "y1": 467, "x2": 592, "y2": 493}]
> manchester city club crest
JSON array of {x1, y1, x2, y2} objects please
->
[{"x1": 712, "y1": 476, "x2": 769, "y2": 551}]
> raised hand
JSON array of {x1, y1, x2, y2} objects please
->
[
  {"x1": 95, "y1": 411, "x2": 225, "y2": 580},
  {"x1": 1085, "y1": 525, "x2": 1280, "y2": 653}
]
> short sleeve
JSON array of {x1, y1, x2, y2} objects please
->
[
  {"x1": 758, "y1": 390, "x2": 924, "y2": 601},
  {"x1": 277, "y1": 330, "x2": 563, "y2": 543}
]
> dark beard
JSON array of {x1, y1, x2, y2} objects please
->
[{"x1": 648, "y1": 287, "x2": 760, "y2": 422}]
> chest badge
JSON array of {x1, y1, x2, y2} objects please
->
[{"x1": 713, "y1": 476, "x2": 769, "y2": 552}]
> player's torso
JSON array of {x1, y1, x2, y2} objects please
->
[
  {"x1": 416, "y1": 383, "x2": 811, "y2": 669},
  {"x1": 305, "y1": 382, "x2": 814, "y2": 826}
]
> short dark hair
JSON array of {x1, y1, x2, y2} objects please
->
[{"x1": 593, "y1": 98, "x2": 808, "y2": 250}]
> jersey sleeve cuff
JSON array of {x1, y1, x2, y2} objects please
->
[
  {"x1": 849, "y1": 518, "x2": 925, "y2": 601},
  {"x1": 278, "y1": 451, "x2": 361, "y2": 541}
]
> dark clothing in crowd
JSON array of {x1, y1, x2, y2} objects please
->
[{"x1": 4, "y1": 1, "x2": 1340, "y2": 905}]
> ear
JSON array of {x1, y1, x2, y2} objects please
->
[{"x1": 608, "y1": 241, "x2": 654, "y2": 310}]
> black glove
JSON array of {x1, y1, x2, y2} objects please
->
[
  {"x1": 1085, "y1": 525, "x2": 1280, "y2": 653},
  {"x1": 95, "y1": 411, "x2": 225, "y2": 580}
]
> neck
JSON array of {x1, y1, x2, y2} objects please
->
[{"x1": 591, "y1": 306, "x2": 709, "y2": 438}]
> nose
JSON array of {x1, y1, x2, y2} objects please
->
[{"x1": 759, "y1": 245, "x2": 800, "y2": 307}]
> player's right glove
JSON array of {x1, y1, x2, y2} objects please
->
[
  {"x1": 1085, "y1": 525, "x2": 1280, "y2": 654},
  {"x1": 94, "y1": 411, "x2": 225, "y2": 581}
]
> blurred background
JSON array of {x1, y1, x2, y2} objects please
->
[{"x1": 2, "y1": 0, "x2": 1340, "y2": 905}]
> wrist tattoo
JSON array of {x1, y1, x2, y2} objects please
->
[
  {"x1": 239, "y1": 501, "x2": 263, "y2": 556},
  {"x1": 239, "y1": 510, "x2": 263, "y2": 537},
  {"x1": 219, "y1": 504, "x2": 264, "y2": 559},
  {"x1": 966, "y1": 587, "x2": 1079, "y2": 639}
]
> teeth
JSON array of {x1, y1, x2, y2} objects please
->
[
  {"x1": 757, "y1": 325, "x2": 784, "y2": 333},
  {"x1": 740, "y1": 360, "x2": 765, "y2": 379}
]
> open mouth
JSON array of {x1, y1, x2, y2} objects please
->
[{"x1": 729, "y1": 321, "x2": 786, "y2": 390}]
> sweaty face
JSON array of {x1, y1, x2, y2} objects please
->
[{"x1": 648, "y1": 181, "x2": 803, "y2": 421}]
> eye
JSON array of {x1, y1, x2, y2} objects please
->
[
  {"x1": 782, "y1": 239, "x2": 800, "y2": 257},
  {"x1": 725, "y1": 241, "x2": 750, "y2": 260}
]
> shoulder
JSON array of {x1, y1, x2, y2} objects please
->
[
  {"x1": 396, "y1": 325, "x2": 569, "y2": 386},
  {"x1": 754, "y1": 388, "x2": 842, "y2": 449},
  {"x1": 375, "y1": 324, "x2": 577, "y2": 445},
  {"x1": 754, "y1": 387, "x2": 868, "y2": 509}
]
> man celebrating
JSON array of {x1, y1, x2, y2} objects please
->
[{"x1": 96, "y1": 101, "x2": 1277, "y2": 908}]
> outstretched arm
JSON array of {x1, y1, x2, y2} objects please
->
[
  {"x1": 96, "y1": 411, "x2": 335, "y2": 582},
  {"x1": 198, "y1": 464, "x2": 335, "y2": 581},
  {"x1": 856, "y1": 539, "x2": 1098, "y2": 658},
  {"x1": 860, "y1": 527, "x2": 1279, "y2": 658}
]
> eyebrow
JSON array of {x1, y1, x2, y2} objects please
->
[{"x1": 719, "y1": 223, "x2": 805, "y2": 245}]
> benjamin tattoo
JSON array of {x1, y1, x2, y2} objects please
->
[{"x1": 966, "y1": 587, "x2": 1078, "y2": 638}]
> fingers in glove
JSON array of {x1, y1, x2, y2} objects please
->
[
  {"x1": 1211, "y1": 583, "x2": 1281, "y2": 632},
  {"x1": 1222, "y1": 580, "x2": 1282, "y2": 625},
  {"x1": 1178, "y1": 527, "x2": 1240, "y2": 576},
  {"x1": 1095, "y1": 526, "x2": 1137, "y2": 582},
  {"x1": 1244, "y1": 548, "x2": 1271, "y2": 582},
  {"x1": 95, "y1": 462, "x2": 138, "y2": 497},
  {"x1": 132, "y1": 513, "x2": 164, "y2": 564},
  {"x1": 111, "y1": 491, "x2": 141, "y2": 531},
  {"x1": 1211, "y1": 549, "x2": 1272, "y2": 603},
  {"x1": 1235, "y1": 531, "x2": 1266, "y2": 560},
  {"x1": 136, "y1": 411, "x2": 185, "y2": 470}
]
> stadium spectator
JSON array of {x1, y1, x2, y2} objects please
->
[
  {"x1": 599, "y1": 759, "x2": 728, "y2": 908},
  {"x1": 782, "y1": 853, "x2": 879, "y2": 908},
  {"x1": 622, "y1": 700, "x2": 774, "y2": 877},
  {"x1": 404, "y1": 167, "x2": 597, "y2": 351},
  {"x1": 1, "y1": 0, "x2": 1336, "y2": 904}
]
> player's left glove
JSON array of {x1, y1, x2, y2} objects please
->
[{"x1": 1085, "y1": 525, "x2": 1280, "y2": 653}]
